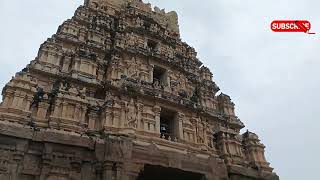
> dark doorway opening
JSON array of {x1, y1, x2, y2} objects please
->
[
  {"x1": 153, "y1": 66, "x2": 167, "y2": 87},
  {"x1": 160, "y1": 108, "x2": 176, "y2": 140},
  {"x1": 137, "y1": 165, "x2": 205, "y2": 180},
  {"x1": 147, "y1": 39, "x2": 159, "y2": 51}
]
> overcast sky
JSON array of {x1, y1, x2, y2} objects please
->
[{"x1": 0, "y1": 0, "x2": 319, "y2": 180}]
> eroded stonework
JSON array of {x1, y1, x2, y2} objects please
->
[{"x1": 0, "y1": 0, "x2": 278, "y2": 180}]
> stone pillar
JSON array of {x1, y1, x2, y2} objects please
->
[
  {"x1": 11, "y1": 141, "x2": 27, "y2": 180},
  {"x1": 88, "y1": 110, "x2": 99, "y2": 130},
  {"x1": 153, "y1": 106, "x2": 161, "y2": 134},
  {"x1": 85, "y1": 63, "x2": 91, "y2": 75},
  {"x1": 1, "y1": 89, "x2": 14, "y2": 108},
  {"x1": 38, "y1": 51, "x2": 46, "y2": 62},
  {"x1": 11, "y1": 92, "x2": 21, "y2": 109},
  {"x1": 111, "y1": 66, "x2": 118, "y2": 80},
  {"x1": 61, "y1": 101, "x2": 68, "y2": 118},
  {"x1": 166, "y1": 70, "x2": 171, "y2": 88},
  {"x1": 24, "y1": 95, "x2": 33, "y2": 112},
  {"x1": 253, "y1": 149, "x2": 259, "y2": 162},
  {"x1": 225, "y1": 136, "x2": 232, "y2": 155},
  {"x1": 79, "y1": 30, "x2": 86, "y2": 42},
  {"x1": 257, "y1": 149, "x2": 264, "y2": 162},
  {"x1": 102, "y1": 161, "x2": 114, "y2": 180},
  {"x1": 92, "y1": 65, "x2": 98, "y2": 77},
  {"x1": 223, "y1": 141, "x2": 228, "y2": 155},
  {"x1": 80, "y1": 60, "x2": 86, "y2": 73},
  {"x1": 203, "y1": 123, "x2": 209, "y2": 145},
  {"x1": 62, "y1": 56, "x2": 71, "y2": 73},
  {"x1": 17, "y1": 92, "x2": 25, "y2": 109},
  {"x1": 40, "y1": 144, "x2": 53, "y2": 180},
  {"x1": 82, "y1": 162, "x2": 95, "y2": 180},
  {"x1": 116, "y1": 163, "x2": 123, "y2": 180},
  {"x1": 40, "y1": 165, "x2": 51, "y2": 180},
  {"x1": 104, "y1": 106, "x2": 113, "y2": 127},
  {"x1": 47, "y1": 53, "x2": 55, "y2": 64},
  {"x1": 74, "y1": 104, "x2": 81, "y2": 120},
  {"x1": 55, "y1": 51, "x2": 63, "y2": 65},
  {"x1": 80, "y1": 105, "x2": 87, "y2": 125},
  {"x1": 52, "y1": 99, "x2": 62, "y2": 117},
  {"x1": 113, "y1": 109, "x2": 121, "y2": 128},
  {"x1": 54, "y1": 53, "x2": 61, "y2": 66},
  {"x1": 120, "y1": 103, "x2": 126, "y2": 128},
  {"x1": 262, "y1": 150, "x2": 267, "y2": 162},
  {"x1": 136, "y1": 103, "x2": 143, "y2": 130},
  {"x1": 17, "y1": 91, "x2": 27, "y2": 109},
  {"x1": 72, "y1": 59, "x2": 80, "y2": 77},
  {"x1": 70, "y1": 157, "x2": 82, "y2": 180},
  {"x1": 95, "y1": 163, "x2": 103, "y2": 180},
  {"x1": 144, "y1": 122, "x2": 148, "y2": 132},
  {"x1": 37, "y1": 101, "x2": 50, "y2": 120},
  {"x1": 149, "y1": 65, "x2": 154, "y2": 83},
  {"x1": 11, "y1": 150, "x2": 24, "y2": 179},
  {"x1": 177, "y1": 112, "x2": 185, "y2": 140},
  {"x1": 236, "y1": 143, "x2": 243, "y2": 157}
]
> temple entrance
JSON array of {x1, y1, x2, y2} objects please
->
[{"x1": 137, "y1": 165, "x2": 205, "y2": 180}]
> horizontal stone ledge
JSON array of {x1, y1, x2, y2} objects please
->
[{"x1": 0, "y1": 121, "x2": 95, "y2": 149}]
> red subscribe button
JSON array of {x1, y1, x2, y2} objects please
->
[{"x1": 271, "y1": 20, "x2": 314, "y2": 34}]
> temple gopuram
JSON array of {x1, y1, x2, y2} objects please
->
[{"x1": 0, "y1": 0, "x2": 279, "y2": 180}]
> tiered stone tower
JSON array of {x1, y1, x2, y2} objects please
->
[{"x1": 0, "y1": 0, "x2": 278, "y2": 180}]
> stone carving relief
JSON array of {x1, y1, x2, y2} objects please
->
[
  {"x1": 0, "y1": 149, "x2": 10, "y2": 174},
  {"x1": 182, "y1": 117, "x2": 196, "y2": 143},
  {"x1": 104, "y1": 96, "x2": 122, "y2": 129},
  {"x1": 140, "y1": 105, "x2": 157, "y2": 132},
  {"x1": 109, "y1": 54, "x2": 123, "y2": 80},
  {"x1": 125, "y1": 99, "x2": 137, "y2": 128},
  {"x1": 109, "y1": 55, "x2": 152, "y2": 84},
  {"x1": 195, "y1": 118, "x2": 206, "y2": 144},
  {"x1": 126, "y1": 33, "x2": 137, "y2": 48},
  {"x1": 125, "y1": 58, "x2": 139, "y2": 79},
  {"x1": 72, "y1": 57, "x2": 98, "y2": 79},
  {"x1": 105, "y1": 136, "x2": 133, "y2": 161}
]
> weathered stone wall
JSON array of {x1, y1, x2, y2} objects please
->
[{"x1": 0, "y1": 122, "x2": 231, "y2": 180}]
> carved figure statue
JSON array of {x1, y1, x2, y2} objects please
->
[
  {"x1": 77, "y1": 87, "x2": 87, "y2": 99},
  {"x1": 136, "y1": 17, "x2": 143, "y2": 27},
  {"x1": 126, "y1": 58, "x2": 138, "y2": 78},
  {"x1": 127, "y1": 33, "x2": 136, "y2": 47},
  {"x1": 197, "y1": 120, "x2": 205, "y2": 144},
  {"x1": 125, "y1": 99, "x2": 137, "y2": 128},
  {"x1": 69, "y1": 86, "x2": 78, "y2": 95},
  {"x1": 59, "y1": 82, "x2": 68, "y2": 92}
]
